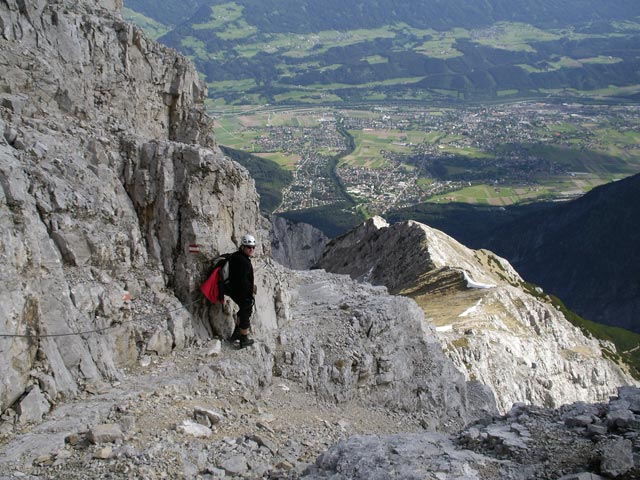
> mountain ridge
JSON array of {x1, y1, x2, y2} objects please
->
[
  {"x1": 387, "y1": 174, "x2": 640, "y2": 338},
  {"x1": 318, "y1": 216, "x2": 635, "y2": 412}
]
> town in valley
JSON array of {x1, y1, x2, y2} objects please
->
[{"x1": 213, "y1": 102, "x2": 640, "y2": 216}]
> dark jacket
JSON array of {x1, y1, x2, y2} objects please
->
[{"x1": 226, "y1": 249, "x2": 254, "y2": 301}]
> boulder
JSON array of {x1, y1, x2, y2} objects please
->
[{"x1": 16, "y1": 386, "x2": 50, "y2": 424}]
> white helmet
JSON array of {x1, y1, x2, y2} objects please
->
[{"x1": 240, "y1": 234, "x2": 256, "y2": 247}]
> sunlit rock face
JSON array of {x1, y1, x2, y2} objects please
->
[
  {"x1": 274, "y1": 268, "x2": 497, "y2": 431},
  {"x1": 319, "y1": 216, "x2": 635, "y2": 412},
  {"x1": 0, "y1": 0, "x2": 261, "y2": 415}
]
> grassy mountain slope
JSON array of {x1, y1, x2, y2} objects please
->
[
  {"x1": 123, "y1": 0, "x2": 206, "y2": 26},
  {"x1": 548, "y1": 294, "x2": 640, "y2": 380},
  {"x1": 121, "y1": 7, "x2": 171, "y2": 39},
  {"x1": 158, "y1": 0, "x2": 639, "y2": 33},
  {"x1": 277, "y1": 203, "x2": 365, "y2": 239}
]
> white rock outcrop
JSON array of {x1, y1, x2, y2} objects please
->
[
  {"x1": 319, "y1": 216, "x2": 636, "y2": 412},
  {"x1": 275, "y1": 268, "x2": 496, "y2": 430}
]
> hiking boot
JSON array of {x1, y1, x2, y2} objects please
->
[
  {"x1": 239, "y1": 335, "x2": 254, "y2": 349},
  {"x1": 228, "y1": 326, "x2": 241, "y2": 343}
]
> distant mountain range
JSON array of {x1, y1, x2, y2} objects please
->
[
  {"x1": 123, "y1": 0, "x2": 640, "y2": 105},
  {"x1": 124, "y1": 0, "x2": 204, "y2": 26}
]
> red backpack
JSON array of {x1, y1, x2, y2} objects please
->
[{"x1": 200, "y1": 255, "x2": 231, "y2": 304}]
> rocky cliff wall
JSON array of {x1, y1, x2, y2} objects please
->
[
  {"x1": 269, "y1": 215, "x2": 329, "y2": 270},
  {"x1": 0, "y1": 0, "x2": 265, "y2": 419},
  {"x1": 1, "y1": 0, "x2": 207, "y2": 145},
  {"x1": 319, "y1": 217, "x2": 636, "y2": 412}
]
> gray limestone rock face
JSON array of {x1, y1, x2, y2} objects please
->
[
  {"x1": 275, "y1": 269, "x2": 497, "y2": 431},
  {"x1": 87, "y1": 423, "x2": 124, "y2": 444},
  {"x1": 302, "y1": 432, "x2": 513, "y2": 480},
  {"x1": 269, "y1": 215, "x2": 329, "y2": 270},
  {"x1": 0, "y1": 0, "x2": 263, "y2": 416},
  {"x1": 599, "y1": 438, "x2": 634, "y2": 477},
  {"x1": 220, "y1": 455, "x2": 249, "y2": 476},
  {"x1": 318, "y1": 216, "x2": 518, "y2": 292},
  {"x1": 16, "y1": 386, "x2": 50, "y2": 424},
  {"x1": 557, "y1": 474, "x2": 607, "y2": 480}
]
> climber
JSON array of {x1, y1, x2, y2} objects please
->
[{"x1": 226, "y1": 234, "x2": 257, "y2": 348}]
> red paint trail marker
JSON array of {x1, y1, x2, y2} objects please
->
[{"x1": 189, "y1": 244, "x2": 200, "y2": 254}]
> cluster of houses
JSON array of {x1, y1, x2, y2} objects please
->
[{"x1": 242, "y1": 103, "x2": 639, "y2": 214}]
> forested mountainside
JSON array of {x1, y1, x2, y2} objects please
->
[
  {"x1": 128, "y1": 0, "x2": 638, "y2": 32},
  {"x1": 220, "y1": 146, "x2": 292, "y2": 214},
  {"x1": 124, "y1": 0, "x2": 640, "y2": 105},
  {"x1": 485, "y1": 172, "x2": 640, "y2": 334}
]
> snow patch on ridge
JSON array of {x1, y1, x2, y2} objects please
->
[
  {"x1": 459, "y1": 299, "x2": 483, "y2": 318},
  {"x1": 463, "y1": 271, "x2": 496, "y2": 290}
]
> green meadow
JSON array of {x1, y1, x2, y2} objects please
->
[
  {"x1": 195, "y1": 19, "x2": 640, "y2": 105},
  {"x1": 121, "y1": 7, "x2": 170, "y2": 39}
]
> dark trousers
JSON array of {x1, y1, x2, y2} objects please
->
[{"x1": 231, "y1": 296, "x2": 254, "y2": 329}]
